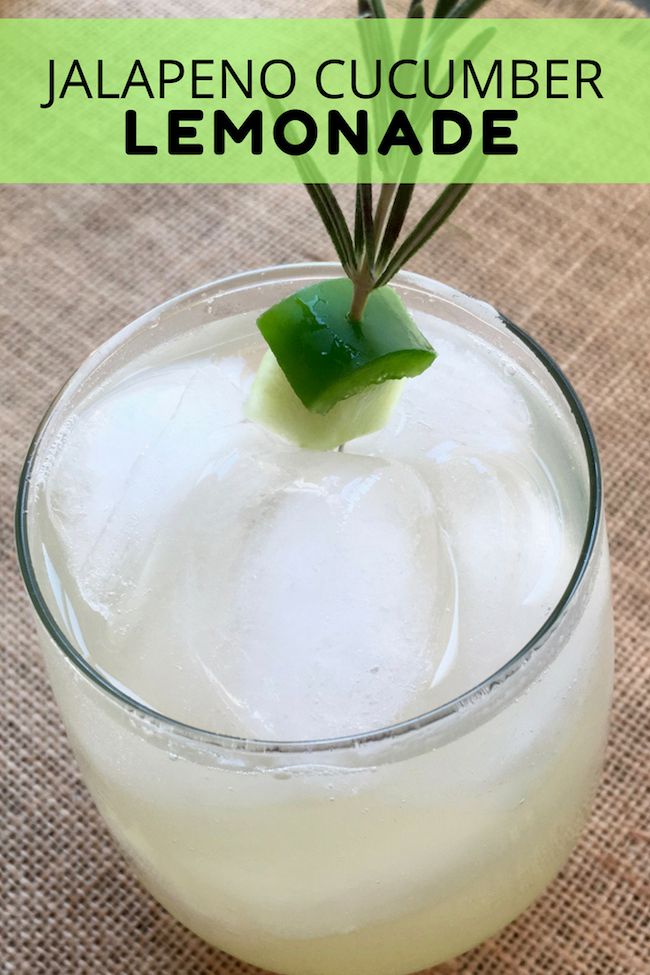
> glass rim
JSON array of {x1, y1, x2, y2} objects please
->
[{"x1": 15, "y1": 262, "x2": 602, "y2": 755}]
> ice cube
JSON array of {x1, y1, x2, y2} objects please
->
[
  {"x1": 121, "y1": 449, "x2": 456, "y2": 739},
  {"x1": 44, "y1": 355, "x2": 270, "y2": 624},
  {"x1": 363, "y1": 326, "x2": 532, "y2": 461},
  {"x1": 417, "y1": 449, "x2": 571, "y2": 702}
]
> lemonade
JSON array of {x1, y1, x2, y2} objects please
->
[{"x1": 18, "y1": 266, "x2": 614, "y2": 975}]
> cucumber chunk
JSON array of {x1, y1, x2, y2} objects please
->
[
  {"x1": 246, "y1": 350, "x2": 404, "y2": 451},
  {"x1": 256, "y1": 278, "x2": 435, "y2": 414}
]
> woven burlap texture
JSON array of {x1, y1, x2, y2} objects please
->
[{"x1": 1, "y1": 1, "x2": 648, "y2": 973}]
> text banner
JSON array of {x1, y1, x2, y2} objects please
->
[{"x1": 0, "y1": 18, "x2": 648, "y2": 183}]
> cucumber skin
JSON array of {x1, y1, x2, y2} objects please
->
[
  {"x1": 256, "y1": 279, "x2": 435, "y2": 414},
  {"x1": 246, "y1": 350, "x2": 404, "y2": 452}
]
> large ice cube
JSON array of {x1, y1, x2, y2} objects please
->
[
  {"x1": 120, "y1": 449, "x2": 456, "y2": 739},
  {"x1": 43, "y1": 355, "x2": 271, "y2": 627}
]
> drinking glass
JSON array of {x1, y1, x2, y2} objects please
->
[{"x1": 17, "y1": 264, "x2": 614, "y2": 975}]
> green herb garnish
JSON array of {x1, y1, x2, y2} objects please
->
[{"x1": 248, "y1": 0, "x2": 489, "y2": 449}]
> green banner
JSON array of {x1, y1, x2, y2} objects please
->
[{"x1": 0, "y1": 18, "x2": 648, "y2": 183}]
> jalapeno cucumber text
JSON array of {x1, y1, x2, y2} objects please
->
[{"x1": 39, "y1": 56, "x2": 603, "y2": 159}]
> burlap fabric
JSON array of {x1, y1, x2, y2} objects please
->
[{"x1": 2, "y1": 0, "x2": 648, "y2": 973}]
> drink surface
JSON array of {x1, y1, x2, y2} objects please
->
[{"x1": 33, "y1": 302, "x2": 587, "y2": 740}]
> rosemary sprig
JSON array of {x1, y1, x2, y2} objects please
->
[
  {"x1": 354, "y1": 182, "x2": 375, "y2": 266},
  {"x1": 433, "y1": 0, "x2": 457, "y2": 15},
  {"x1": 303, "y1": 0, "x2": 490, "y2": 321},
  {"x1": 446, "y1": 0, "x2": 490, "y2": 18},
  {"x1": 408, "y1": 0, "x2": 426, "y2": 18},
  {"x1": 376, "y1": 182, "x2": 416, "y2": 269},
  {"x1": 303, "y1": 180, "x2": 357, "y2": 277},
  {"x1": 359, "y1": 0, "x2": 388, "y2": 17}
]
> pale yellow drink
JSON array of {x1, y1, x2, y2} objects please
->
[{"x1": 19, "y1": 267, "x2": 613, "y2": 975}]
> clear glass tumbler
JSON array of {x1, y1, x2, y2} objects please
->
[{"x1": 17, "y1": 265, "x2": 614, "y2": 975}]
